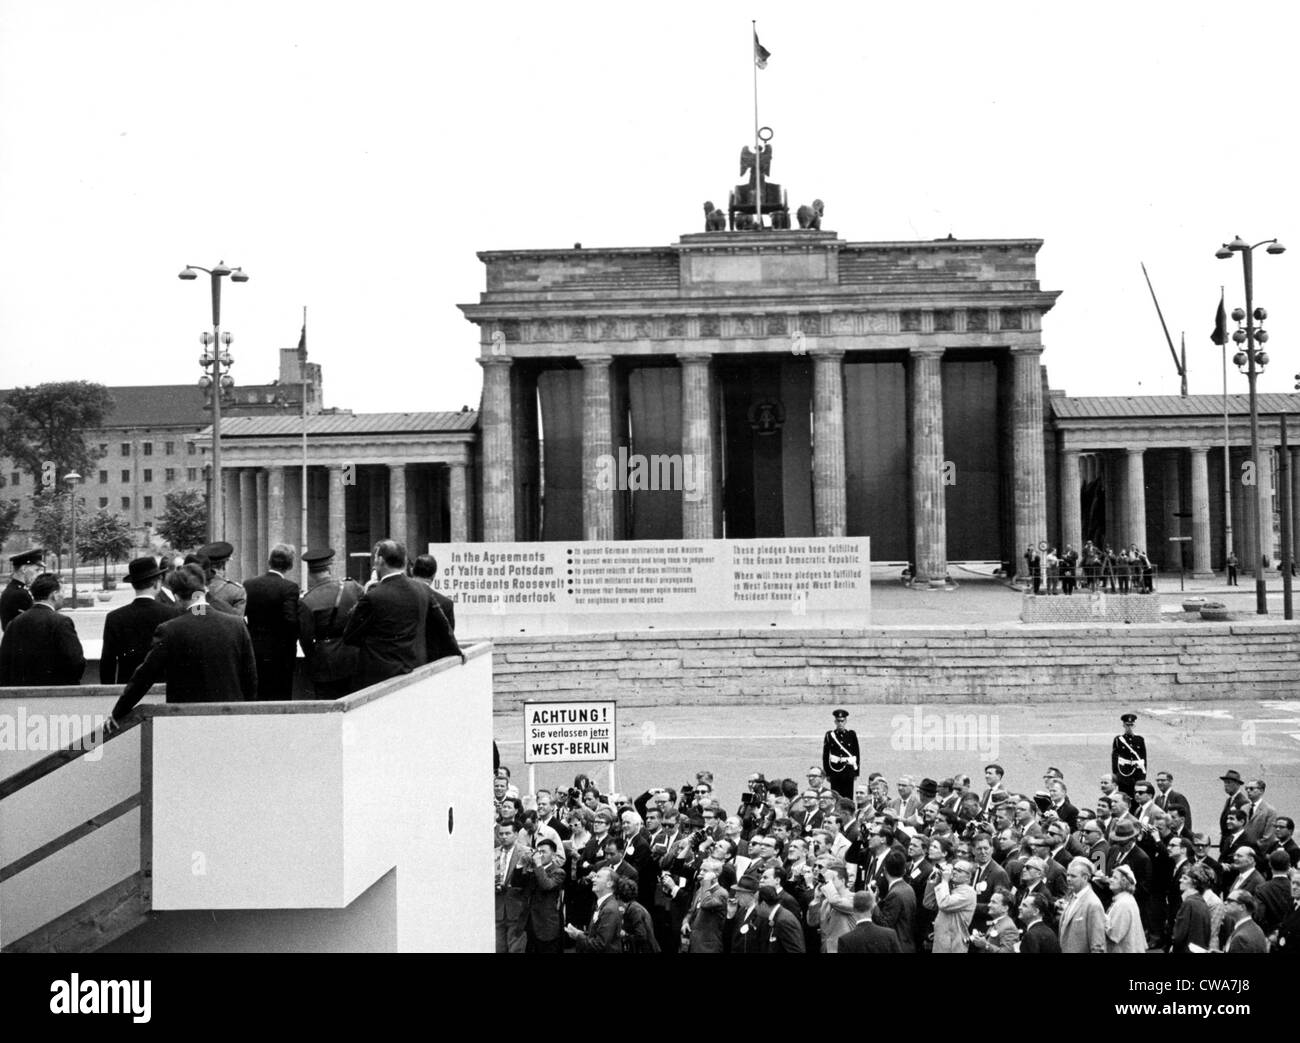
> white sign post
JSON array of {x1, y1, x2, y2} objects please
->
[{"x1": 524, "y1": 701, "x2": 618, "y2": 798}]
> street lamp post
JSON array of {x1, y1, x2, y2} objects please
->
[
  {"x1": 65, "y1": 471, "x2": 81, "y2": 609},
  {"x1": 1217, "y1": 235, "x2": 1286, "y2": 615},
  {"x1": 179, "y1": 262, "x2": 248, "y2": 542}
]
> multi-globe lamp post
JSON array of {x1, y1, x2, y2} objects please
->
[
  {"x1": 179, "y1": 262, "x2": 248, "y2": 542},
  {"x1": 1216, "y1": 236, "x2": 1285, "y2": 614}
]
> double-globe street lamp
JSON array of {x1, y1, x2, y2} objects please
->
[
  {"x1": 1216, "y1": 235, "x2": 1286, "y2": 615},
  {"x1": 179, "y1": 262, "x2": 248, "y2": 543}
]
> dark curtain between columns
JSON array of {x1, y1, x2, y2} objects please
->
[
  {"x1": 844, "y1": 360, "x2": 908, "y2": 560},
  {"x1": 537, "y1": 369, "x2": 583, "y2": 541},
  {"x1": 627, "y1": 366, "x2": 683, "y2": 540},
  {"x1": 942, "y1": 359, "x2": 1002, "y2": 561}
]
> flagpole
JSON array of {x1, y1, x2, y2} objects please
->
[
  {"x1": 300, "y1": 305, "x2": 309, "y2": 588},
  {"x1": 752, "y1": 21, "x2": 761, "y2": 230},
  {"x1": 1222, "y1": 287, "x2": 1234, "y2": 572}
]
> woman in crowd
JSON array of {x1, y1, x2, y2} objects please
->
[{"x1": 1104, "y1": 864, "x2": 1147, "y2": 953}]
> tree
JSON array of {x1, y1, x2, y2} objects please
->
[
  {"x1": 154, "y1": 489, "x2": 207, "y2": 552},
  {"x1": 0, "y1": 499, "x2": 19, "y2": 550},
  {"x1": 0, "y1": 381, "x2": 114, "y2": 488},
  {"x1": 78, "y1": 509, "x2": 134, "y2": 584},
  {"x1": 29, "y1": 487, "x2": 86, "y2": 573}
]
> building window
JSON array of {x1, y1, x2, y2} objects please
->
[
  {"x1": 143, "y1": 469, "x2": 153, "y2": 482},
  {"x1": 143, "y1": 496, "x2": 153, "y2": 510},
  {"x1": 165, "y1": 441, "x2": 175, "y2": 455},
  {"x1": 186, "y1": 467, "x2": 197, "y2": 481},
  {"x1": 99, "y1": 470, "x2": 108, "y2": 484},
  {"x1": 98, "y1": 443, "x2": 108, "y2": 455},
  {"x1": 165, "y1": 468, "x2": 176, "y2": 481},
  {"x1": 121, "y1": 443, "x2": 131, "y2": 456},
  {"x1": 121, "y1": 497, "x2": 130, "y2": 510},
  {"x1": 99, "y1": 497, "x2": 108, "y2": 508},
  {"x1": 120, "y1": 469, "x2": 130, "y2": 483},
  {"x1": 9, "y1": 472, "x2": 18, "y2": 486},
  {"x1": 142, "y1": 442, "x2": 153, "y2": 456},
  {"x1": 188, "y1": 443, "x2": 197, "y2": 455}
]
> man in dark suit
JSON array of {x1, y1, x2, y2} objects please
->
[
  {"x1": 1, "y1": 548, "x2": 43, "y2": 631},
  {"x1": 566, "y1": 866, "x2": 624, "y2": 952},
  {"x1": 1218, "y1": 769, "x2": 1251, "y2": 840},
  {"x1": 243, "y1": 543, "x2": 301, "y2": 700},
  {"x1": 1153, "y1": 770, "x2": 1192, "y2": 832},
  {"x1": 1017, "y1": 894, "x2": 1062, "y2": 953},
  {"x1": 494, "y1": 821, "x2": 531, "y2": 953},
  {"x1": 100, "y1": 557, "x2": 177, "y2": 684},
  {"x1": 0, "y1": 573, "x2": 85, "y2": 686},
  {"x1": 876, "y1": 850, "x2": 919, "y2": 952},
  {"x1": 524, "y1": 837, "x2": 567, "y2": 954},
  {"x1": 1100, "y1": 819, "x2": 1153, "y2": 932},
  {"x1": 757, "y1": 883, "x2": 806, "y2": 952},
  {"x1": 107, "y1": 564, "x2": 257, "y2": 726},
  {"x1": 342, "y1": 540, "x2": 461, "y2": 690},
  {"x1": 970, "y1": 835, "x2": 1012, "y2": 931},
  {"x1": 837, "y1": 890, "x2": 901, "y2": 953},
  {"x1": 412, "y1": 553, "x2": 456, "y2": 632},
  {"x1": 1223, "y1": 891, "x2": 1269, "y2": 952},
  {"x1": 1276, "y1": 817, "x2": 1300, "y2": 868}
]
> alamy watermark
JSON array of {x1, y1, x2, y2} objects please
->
[
  {"x1": 0, "y1": 709, "x2": 107, "y2": 762},
  {"x1": 593, "y1": 448, "x2": 705, "y2": 502},
  {"x1": 890, "y1": 706, "x2": 1000, "y2": 760}
]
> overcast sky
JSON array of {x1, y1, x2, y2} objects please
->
[{"x1": 1, "y1": 1, "x2": 1296, "y2": 416}]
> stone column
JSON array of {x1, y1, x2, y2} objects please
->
[
  {"x1": 1190, "y1": 447, "x2": 1213, "y2": 578},
  {"x1": 580, "y1": 355, "x2": 615, "y2": 541},
  {"x1": 327, "y1": 464, "x2": 347, "y2": 562},
  {"x1": 1162, "y1": 451, "x2": 1182, "y2": 570},
  {"x1": 267, "y1": 466, "x2": 287, "y2": 550},
  {"x1": 679, "y1": 354, "x2": 715, "y2": 540},
  {"x1": 449, "y1": 462, "x2": 469, "y2": 543},
  {"x1": 908, "y1": 348, "x2": 946, "y2": 585},
  {"x1": 223, "y1": 468, "x2": 241, "y2": 558},
  {"x1": 255, "y1": 468, "x2": 270, "y2": 572},
  {"x1": 1291, "y1": 447, "x2": 1300, "y2": 568},
  {"x1": 479, "y1": 357, "x2": 515, "y2": 542},
  {"x1": 1060, "y1": 450, "x2": 1082, "y2": 553},
  {"x1": 389, "y1": 463, "x2": 409, "y2": 553},
  {"x1": 811, "y1": 348, "x2": 848, "y2": 538},
  {"x1": 238, "y1": 468, "x2": 257, "y2": 583},
  {"x1": 1124, "y1": 449, "x2": 1147, "y2": 551},
  {"x1": 1010, "y1": 347, "x2": 1048, "y2": 575}
]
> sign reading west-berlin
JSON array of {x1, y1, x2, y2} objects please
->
[
  {"x1": 427, "y1": 537, "x2": 871, "y2": 634},
  {"x1": 524, "y1": 701, "x2": 617, "y2": 763}
]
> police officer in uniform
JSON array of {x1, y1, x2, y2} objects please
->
[
  {"x1": 822, "y1": 709, "x2": 860, "y2": 798},
  {"x1": 1, "y1": 548, "x2": 44, "y2": 631},
  {"x1": 199, "y1": 541, "x2": 246, "y2": 614},
  {"x1": 297, "y1": 547, "x2": 364, "y2": 698},
  {"x1": 1111, "y1": 712, "x2": 1148, "y2": 800}
]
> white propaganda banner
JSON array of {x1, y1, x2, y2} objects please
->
[
  {"x1": 524, "y1": 701, "x2": 617, "y2": 763},
  {"x1": 427, "y1": 537, "x2": 870, "y2": 636}
]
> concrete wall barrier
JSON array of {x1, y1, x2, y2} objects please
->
[{"x1": 489, "y1": 622, "x2": 1300, "y2": 709}]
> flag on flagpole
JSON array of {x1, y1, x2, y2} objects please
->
[
  {"x1": 297, "y1": 311, "x2": 308, "y2": 363},
  {"x1": 1210, "y1": 289, "x2": 1227, "y2": 346},
  {"x1": 754, "y1": 31, "x2": 770, "y2": 69}
]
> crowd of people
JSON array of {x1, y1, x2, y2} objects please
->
[
  {"x1": 0, "y1": 540, "x2": 462, "y2": 723},
  {"x1": 494, "y1": 711, "x2": 1300, "y2": 954},
  {"x1": 1023, "y1": 540, "x2": 1155, "y2": 596}
]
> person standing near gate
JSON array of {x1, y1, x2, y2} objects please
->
[
  {"x1": 244, "y1": 543, "x2": 302, "y2": 700},
  {"x1": 823, "y1": 709, "x2": 860, "y2": 798},
  {"x1": 1111, "y1": 713, "x2": 1148, "y2": 800}
]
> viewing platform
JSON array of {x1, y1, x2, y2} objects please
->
[{"x1": 0, "y1": 646, "x2": 493, "y2": 953}]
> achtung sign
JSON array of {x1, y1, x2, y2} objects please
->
[{"x1": 524, "y1": 701, "x2": 617, "y2": 764}]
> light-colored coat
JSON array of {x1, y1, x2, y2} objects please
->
[
  {"x1": 1105, "y1": 890, "x2": 1147, "y2": 953},
  {"x1": 1058, "y1": 886, "x2": 1107, "y2": 953},
  {"x1": 926, "y1": 880, "x2": 975, "y2": 953}
]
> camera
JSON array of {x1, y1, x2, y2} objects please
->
[{"x1": 740, "y1": 793, "x2": 756, "y2": 807}]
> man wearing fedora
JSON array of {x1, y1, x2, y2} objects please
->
[
  {"x1": 99, "y1": 556, "x2": 178, "y2": 684},
  {"x1": 1218, "y1": 769, "x2": 1251, "y2": 842},
  {"x1": 1, "y1": 548, "x2": 44, "y2": 631}
]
